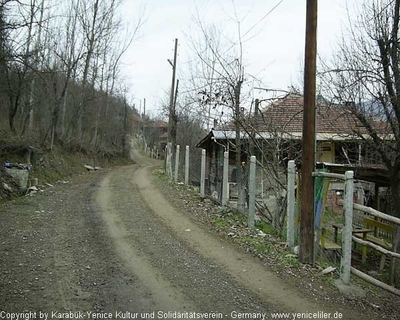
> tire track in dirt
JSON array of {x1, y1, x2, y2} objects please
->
[
  {"x1": 96, "y1": 169, "x2": 197, "y2": 312},
  {"x1": 127, "y1": 144, "x2": 363, "y2": 319},
  {"x1": 96, "y1": 163, "x2": 285, "y2": 316},
  {"x1": 132, "y1": 165, "x2": 320, "y2": 314}
]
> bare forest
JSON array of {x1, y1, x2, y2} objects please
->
[{"x1": 0, "y1": 0, "x2": 143, "y2": 155}]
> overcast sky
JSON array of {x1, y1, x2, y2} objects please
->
[{"x1": 120, "y1": 0, "x2": 358, "y2": 117}]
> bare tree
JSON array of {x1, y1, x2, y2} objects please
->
[
  {"x1": 319, "y1": 0, "x2": 400, "y2": 286},
  {"x1": 23, "y1": 0, "x2": 45, "y2": 135},
  {"x1": 91, "y1": 8, "x2": 144, "y2": 148},
  {"x1": 45, "y1": 0, "x2": 85, "y2": 148},
  {"x1": 187, "y1": 15, "x2": 248, "y2": 213},
  {"x1": 3, "y1": 0, "x2": 41, "y2": 134},
  {"x1": 0, "y1": 0, "x2": 145, "y2": 157}
]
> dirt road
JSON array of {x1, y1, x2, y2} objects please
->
[{"x1": 0, "y1": 146, "x2": 383, "y2": 319}]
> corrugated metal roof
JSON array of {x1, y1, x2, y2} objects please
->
[{"x1": 212, "y1": 130, "x2": 249, "y2": 139}]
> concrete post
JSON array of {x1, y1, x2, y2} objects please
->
[
  {"x1": 287, "y1": 160, "x2": 296, "y2": 248},
  {"x1": 174, "y1": 145, "x2": 180, "y2": 183},
  {"x1": 340, "y1": 170, "x2": 354, "y2": 285},
  {"x1": 156, "y1": 148, "x2": 159, "y2": 160},
  {"x1": 164, "y1": 145, "x2": 168, "y2": 173},
  {"x1": 248, "y1": 156, "x2": 256, "y2": 229},
  {"x1": 167, "y1": 142, "x2": 173, "y2": 179},
  {"x1": 200, "y1": 149, "x2": 206, "y2": 197},
  {"x1": 222, "y1": 151, "x2": 229, "y2": 207},
  {"x1": 185, "y1": 146, "x2": 189, "y2": 186},
  {"x1": 145, "y1": 142, "x2": 147, "y2": 153}
]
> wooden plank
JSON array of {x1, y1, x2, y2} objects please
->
[
  {"x1": 352, "y1": 236, "x2": 400, "y2": 258},
  {"x1": 351, "y1": 267, "x2": 400, "y2": 297},
  {"x1": 320, "y1": 227, "x2": 341, "y2": 250},
  {"x1": 312, "y1": 172, "x2": 345, "y2": 180},
  {"x1": 364, "y1": 217, "x2": 394, "y2": 233},
  {"x1": 320, "y1": 240, "x2": 341, "y2": 250},
  {"x1": 365, "y1": 235, "x2": 391, "y2": 249},
  {"x1": 352, "y1": 202, "x2": 400, "y2": 225}
]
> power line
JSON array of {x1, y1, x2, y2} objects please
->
[{"x1": 242, "y1": 0, "x2": 284, "y2": 40}]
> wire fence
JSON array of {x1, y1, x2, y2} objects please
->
[
  {"x1": 155, "y1": 143, "x2": 289, "y2": 234},
  {"x1": 141, "y1": 139, "x2": 400, "y2": 294},
  {"x1": 139, "y1": 137, "x2": 289, "y2": 236}
]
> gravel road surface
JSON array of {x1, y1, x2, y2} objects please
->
[{"x1": 0, "y1": 144, "x2": 386, "y2": 320}]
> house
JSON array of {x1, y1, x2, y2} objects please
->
[
  {"x1": 144, "y1": 120, "x2": 168, "y2": 157},
  {"x1": 196, "y1": 93, "x2": 388, "y2": 208},
  {"x1": 252, "y1": 93, "x2": 387, "y2": 164}
]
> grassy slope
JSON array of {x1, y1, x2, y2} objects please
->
[{"x1": 0, "y1": 143, "x2": 133, "y2": 202}]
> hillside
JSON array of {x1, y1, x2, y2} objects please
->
[{"x1": 0, "y1": 136, "x2": 133, "y2": 202}]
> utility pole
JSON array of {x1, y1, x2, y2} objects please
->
[
  {"x1": 168, "y1": 38, "x2": 178, "y2": 162},
  {"x1": 174, "y1": 79, "x2": 179, "y2": 111},
  {"x1": 299, "y1": 0, "x2": 318, "y2": 265},
  {"x1": 172, "y1": 79, "x2": 179, "y2": 167}
]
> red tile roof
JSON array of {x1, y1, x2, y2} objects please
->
[
  {"x1": 257, "y1": 94, "x2": 383, "y2": 136},
  {"x1": 256, "y1": 94, "x2": 387, "y2": 135}
]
